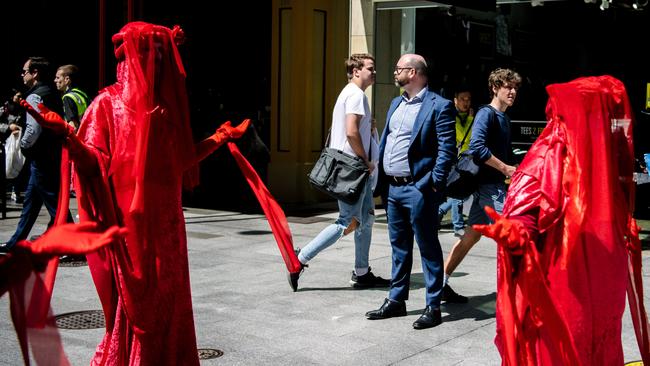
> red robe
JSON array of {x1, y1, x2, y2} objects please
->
[
  {"x1": 76, "y1": 85, "x2": 198, "y2": 365},
  {"x1": 73, "y1": 22, "x2": 200, "y2": 365},
  {"x1": 494, "y1": 76, "x2": 649, "y2": 365}
]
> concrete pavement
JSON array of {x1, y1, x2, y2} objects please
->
[{"x1": 1, "y1": 199, "x2": 648, "y2": 365}]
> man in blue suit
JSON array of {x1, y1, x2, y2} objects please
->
[{"x1": 366, "y1": 54, "x2": 456, "y2": 329}]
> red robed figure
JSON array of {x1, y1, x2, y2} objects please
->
[
  {"x1": 475, "y1": 75, "x2": 650, "y2": 365},
  {"x1": 16, "y1": 21, "x2": 301, "y2": 365}
]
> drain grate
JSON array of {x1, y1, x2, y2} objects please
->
[
  {"x1": 59, "y1": 259, "x2": 88, "y2": 268},
  {"x1": 55, "y1": 310, "x2": 105, "y2": 329},
  {"x1": 198, "y1": 348, "x2": 224, "y2": 360}
]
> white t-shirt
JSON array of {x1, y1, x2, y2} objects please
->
[{"x1": 329, "y1": 83, "x2": 372, "y2": 158}]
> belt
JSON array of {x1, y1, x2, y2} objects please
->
[{"x1": 387, "y1": 175, "x2": 413, "y2": 186}]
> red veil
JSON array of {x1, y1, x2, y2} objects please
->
[{"x1": 492, "y1": 76, "x2": 649, "y2": 365}]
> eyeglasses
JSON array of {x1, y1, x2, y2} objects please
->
[
  {"x1": 21, "y1": 69, "x2": 31, "y2": 76},
  {"x1": 394, "y1": 66, "x2": 413, "y2": 74}
]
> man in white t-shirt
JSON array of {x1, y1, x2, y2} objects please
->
[{"x1": 289, "y1": 53, "x2": 389, "y2": 291}]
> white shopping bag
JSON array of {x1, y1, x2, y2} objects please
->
[{"x1": 5, "y1": 129, "x2": 25, "y2": 179}]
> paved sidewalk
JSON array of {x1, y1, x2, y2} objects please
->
[{"x1": 0, "y1": 200, "x2": 648, "y2": 365}]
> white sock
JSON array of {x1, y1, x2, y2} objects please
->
[
  {"x1": 443, "y1": 274, "x2": 449, "y2": 287},
  {"x1": 355, "y1": 267, "x2": 369, "y2": 276}
]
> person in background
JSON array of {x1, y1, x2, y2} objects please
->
[
  {"x1": 438, "y1": 87, "x2": 474, "y2": 237},
  {"x1": 0, "y1": 57, "x2": 70, "y2": 254},
  {"x1": 54, "y1": 64, "x2": 90, "y2": 131}
]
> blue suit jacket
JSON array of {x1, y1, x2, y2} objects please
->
[{"x1": 377, "y1": 88, "x2": 457, "y2": 199}]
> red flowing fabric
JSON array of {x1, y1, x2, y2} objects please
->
[
  {"x1": 6, "y1": 113, "x2": 93, "y2": 365},
  {"x1": 2, "y1": 222, "x2": 125, "y2": 366},
  {"x1": 626, "y1": 218, "x2": 650, "y2": 363},
  {"x1": 4, "y1": 249, "x2": 68, "y2": 366},
  {"x1": 25, "y1": 147, "x2": 71, "y2": 327},
  {"x1": 227, "y1": 142, "x2": 301, "y2": 273},
  {"x1": 487, "y1": 75, "x2": 649, "y2": 365},
  {"x1": 10, "y1": 93, "x2": 129, "y2": 366},
  {"x1": 70, "y1": 22, "x2": 200, "y2": 365}
]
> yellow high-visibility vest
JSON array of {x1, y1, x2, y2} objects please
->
[{"x1": 62, "y1": 88, "x2": 90, "y2": 118}]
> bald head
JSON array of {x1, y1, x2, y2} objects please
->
[
  {"x1": 394, "y1": 53, "x2": 428, "y2": 96},
  {"x1": 399, "y1": 54, "x2": 428, "y2": 74}
]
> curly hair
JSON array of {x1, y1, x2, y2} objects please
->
[{"x1": 488, "y1": 68, "x2": 522, "y2": 98}]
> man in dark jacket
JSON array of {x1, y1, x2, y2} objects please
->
[{"x1": 1, "y1": 57, "x2": 68, "y2": 253}]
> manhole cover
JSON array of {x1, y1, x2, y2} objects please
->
[
  {"x1": 198, "y1": 348, "x2": 223, "y2": 360},
  {"x1": 59, "y1": 259, "x2": 88, "y2": 267},
  {"x1": 55, "y1": 310, "x2": 105, "y2": 329}
]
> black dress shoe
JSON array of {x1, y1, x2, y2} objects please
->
[
  {"x1": 59, "y1": 255, "x2": 87, "y2": 263},
  {"x1": 412, "y1": 306, "x2": 442, "y2": 329},
  {"x1": 287, "y1": 262, "x2": 306, "y2": 292},
  {"x1": 365, "y1": 298, "x2": 407, "y2": 320},
  {"x1": 0, "y1": 243, "x2": 13, "y2": 254},
  {"x1": 441, "y1": 284, "x2": 468, "y2": 303}
]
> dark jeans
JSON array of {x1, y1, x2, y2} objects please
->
[{"x1": 6, "y1": 162, "x2": 71, "y2": 248}]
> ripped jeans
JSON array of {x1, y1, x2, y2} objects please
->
[{"x1": 298, "y1": 179, "x2": 375, "y2": 271}]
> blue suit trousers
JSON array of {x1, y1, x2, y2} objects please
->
[{"x1": 386, "y1": 183, "x2": 443, "y2": 307}]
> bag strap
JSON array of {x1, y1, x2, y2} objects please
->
[
  {"x1": 459, "y1": 105, "x2": 497, "y2": 150},
  {"x1": 324, "y1": 127, "x2": 372, "y2": 160},
  {"x1": 325, "y1": 128, "x2": 332, "y2": 148},
  {"x1": 458, "y1": 117, "x2": 474, "y2": 150}
]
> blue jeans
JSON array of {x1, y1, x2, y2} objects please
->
[
  {"x1": 438, "y1": 197, "x2": 465, "y2": 232},
  {"x1": 7, "y1": 162, "x2": 60, "y2": 248},
  {"x1": 386, "y1": 183, "x2": 443, "y2": 307},
  {"x1": 298, "y1": 179, "x2": 374, "y2": 271}
]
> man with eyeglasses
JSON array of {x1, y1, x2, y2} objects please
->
[
  {"x1": 1, "y1": 57, "x2": 68, "y2": 254},
  {"x1": 366, "y1": 54, "x2": 456, "y2": 329}
]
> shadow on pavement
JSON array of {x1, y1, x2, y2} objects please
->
[{"x1": 442, "y1": 292, "x2": 497, "y2": 322}]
